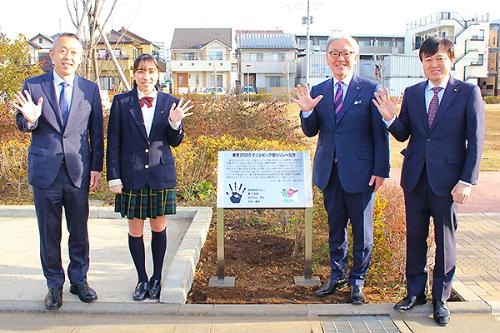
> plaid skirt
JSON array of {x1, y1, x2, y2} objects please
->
[{"x1": 115, "y1": 185, "x2": 176, "y2": 220}]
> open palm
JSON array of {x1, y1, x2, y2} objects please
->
[
  {"x1": 11, "y1": 90, "x2": 43, "y2": 123},
  {"x1": 291, "y1": 84, "x2": 323, "y2": 112}
]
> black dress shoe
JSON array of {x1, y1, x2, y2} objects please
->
[
  {"x1": 433, "y1": 300, "x2": 450, "y2": 326},
  {"x1": 70, "y1": 282, "x2": 98, "y2": 303},
  {"x1": 148, "y1": 279, "x2": 161, "y2": 299},
  {"x1": 394, "y1": 294, "x2": 427, "y2": 311},
  {"x1": 44, "y1": 287, "x2": 63, "y2": 310},
  {"x1": 132, "y1": 282, "x2": 149, "y2": 301},
  {"x1": 314, "y1": 278, "x2": 347, "y2": 297},
  {"x1": 349, "y1": 285, "x2": 365, "y2": 305}
]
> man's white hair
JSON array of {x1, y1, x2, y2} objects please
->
[{"x1": 326, "y1": 31, "x2": 360, "y2": 54}]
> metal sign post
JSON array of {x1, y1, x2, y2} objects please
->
[{"x1": 209, "y1": 151, "x2": 320, "y2": 288}]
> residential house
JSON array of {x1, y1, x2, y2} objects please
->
[
  {"x1": 236, "y1": 32, "x2": 297, "y2": 95},
  {"x1": 29, "y1": 33, "x2": 54, "y2": 72},
  {"x1": 170, "y1": 28, "x2": 232, "y2": 94},
  {"x1": 96, "y1": 27, "x2": 166, "y2": 90}
]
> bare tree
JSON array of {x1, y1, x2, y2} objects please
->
[{"x1": 65, "y1": 0, "x2": 129, "y2": 90}]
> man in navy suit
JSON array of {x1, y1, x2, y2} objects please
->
[
  {"x1": 293, "y1": 33, "x2": 390, "y2": 304},
  {"x1": 373, "y1": 37, "x2": 485, "y2": 326},
  {"x1": 12, "y1": 33, "x2": 104, "y2": 310}
]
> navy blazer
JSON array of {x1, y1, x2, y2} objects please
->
[
  {"x1": 389, "y1": 76, "x2": 485, "y2": 196},
  {"x1": 106, "y1": 88, "x2": 183, "y2": 190},
  {"x1": 16, "y1": 72, "x2": 104, "y2": 189},
  {"x1": 301, "y1": 76, "x2": 390, "y2": 192}
]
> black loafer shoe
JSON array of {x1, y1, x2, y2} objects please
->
[
  {"x1": 132, "y1": 282, "x2": 149, "y2": 301},
  {"x1": 148, "y1": 279, "x2": 161, "y2": 300},
  {"x1": 349, "y1": 285, "x2": 365, "y2": 305},
  {"x1": 314, "y1": 278, "x2": 347, "y2": 297},
  {"x1": 70, "y1": 282, "x2": 98, "y2": 303},
  {"x1": 394, "y1": 294, "x2": 427, "y2": 311},
  {"x1": 433, "y1": 300, "x2": 450, "y2": 326},
  {"x1": 45, "y1": 287, "x2": 63, "y2": 310}
]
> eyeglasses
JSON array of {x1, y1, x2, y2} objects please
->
[{"x1": 327, "y1": 50, "x2": 355, "y2": 59}]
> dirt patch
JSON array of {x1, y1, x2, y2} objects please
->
[{"x1": 187, "y1": 212, "x2": 405, "y2": 304}]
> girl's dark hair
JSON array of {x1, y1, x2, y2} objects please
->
[
  {"x1": 419, "y1": 37, "x2": 455, "y2": 61},
  {"x1": 133, "y1": 54, "x2": 161, "y2": 90}
]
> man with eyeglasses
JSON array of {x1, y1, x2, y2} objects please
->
[
  {"x1": 293, "y1": 32, "x2": 389, "y2": 304},
  {"x1": 373, "y1": 37, "x2": 485, "y2": 326}
]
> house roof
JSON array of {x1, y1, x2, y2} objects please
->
[
  {"x1": 237, "y1": 33, "x2": 297, "y2": 49},
  {"x1": 102, "y1": 28, "x2": 157, "y2": 47},
  {"x1": 170, "y1": 28, "x2": 232, "y2": 49},
  {"x1": 29, "y1": 33, "x2": 53, "y2": 46}
]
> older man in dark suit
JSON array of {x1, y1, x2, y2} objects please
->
[
  {"x1": 12, "y1": 33, "x2": 104, "y2": 310},
  {"x1": 293, "y1": 32, "x2": 390, "y2": 304},
  {"x1": 373, "y1": 37, "x2": 485, "y2": 326}
]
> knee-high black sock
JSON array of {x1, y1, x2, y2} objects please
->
[
  {"x1": 128, "y1": 234, "x2": 148, "y2": 283},
  {"x1": 151, "y1": 228, "x2": 167, "y2": 281}
]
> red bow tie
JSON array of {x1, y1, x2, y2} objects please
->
[{"x1": 139, "y1": 96, "x2": 154, "y2": 108}]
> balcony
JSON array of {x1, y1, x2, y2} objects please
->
[{"x1": 171, "y1": 60, "x2": 232, "y2": 72}]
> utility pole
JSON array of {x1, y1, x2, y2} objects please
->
[{"x1": 305, "y1": 0, "x2": 311, "y2": 85}]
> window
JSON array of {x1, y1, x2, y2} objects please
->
[
  {"x1": 265, "y1": 76, "x2": 282, "y2": 87},
  {"x1": 209, "y1": 74, "x2": 223, "y2": 87},
  {"x1": 39, "y1": 37, "x2": 43, "y2": 44},
  {"x1": 278, "y1": 53, "x2": 285, "y2": 62},
  {"x1": 208, "y1": 50, "x2": 223, "y2": 60},
  {"x1": 256, "y1": 53, "x2": 263, "y2": 62},
  {"x1": 99, "y1": 76, "x2": 115, "y2": 90},
  {"x1": 182, "y1": 52, "x2": 196, "y2": 60}
]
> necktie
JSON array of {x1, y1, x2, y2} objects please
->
[
  {"x1": 428, "y1": 87, "x2": 442, "y2": 128},
  {"x1": 59, "y1": 82, "x2": 69, "y2": 127},
  {"x1": 334, "y1": 81, "x2": 343, "y2": 114},
  {"x1": 139, "y1": 96, "x2": 154, "y2": 108}
]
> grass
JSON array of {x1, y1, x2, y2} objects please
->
[{"x1": 287, "y1": 103, "x2": 500, "y2": 171}]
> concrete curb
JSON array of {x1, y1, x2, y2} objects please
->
[
  {"x1": 0, "y1": 301, "x2": 491, "y2": 316},
  {"x1": 161, "y1": 207, "x2": 213, "y2": 304}
]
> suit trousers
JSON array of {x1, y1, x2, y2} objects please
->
[
  {"x1": 323, "y1": 164, "x2": 375, "y2": 286},
  {"x1": 404, "y1": 167, "x2": 457, "y2": 302},
  {"x1": 33, "y1": 163, "x2": 90, "y2": 288}
]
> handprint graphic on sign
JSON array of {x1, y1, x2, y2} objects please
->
[{"x1": 226, "y1": 182, "x2": 246, "y2": 204}]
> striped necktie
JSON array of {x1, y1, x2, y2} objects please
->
[
  {"x1": 59, "y1": 82, "x2": 69, "y2": 127},
  {"x1": 334, "y1": 81, "x2": 343, "y2": 114},
  {"x1": 428, "y1": 86, "x2": 442, "y2": 127}
]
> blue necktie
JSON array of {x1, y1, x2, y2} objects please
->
[{"x1": 59, "y1": 82, "x2": 69, "y2": 126}]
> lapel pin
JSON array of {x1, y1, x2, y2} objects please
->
[{"x1": 453, "y1": 88, "x2": 457, "y2": 92}]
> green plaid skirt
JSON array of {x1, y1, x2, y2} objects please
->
[{"x1": 115, "y1": 185, "x2": 176, "y2": 220}]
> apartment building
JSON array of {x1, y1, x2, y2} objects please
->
[
  {"x1": 405, "y1": 11, "x2": 490, "y2": 85},
  {"x1": 236, "y1": 32, "x2": 297, "y2": 94}
]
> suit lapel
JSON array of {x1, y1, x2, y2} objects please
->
[
  {"x1": 64, "y1": 76, "x2": 83, "y2": 132},
  {"x1": 129, "y1": 88, "x2": 149, "y2": 142},
  {"x1": 336, "y1": 76, "x2": 361, "y2": 125},
  {"x1": 429, "y1": 76, "x2": 459, "y2": 132},
  {"x1": 415, "y1": 81, "x2": 428, "y2": 131},
  {"x1": 323, "y1": 79, "x2": 336, "y2": 128},
  {"x1": 40, "y1": 72, "x2": 63, "y2": 132}
]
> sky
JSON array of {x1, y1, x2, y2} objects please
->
[{"x1": 1, "y1": 0, "x2": 499, "y2": 46}]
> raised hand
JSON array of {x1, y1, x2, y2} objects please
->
[
  {"x1": 372, "y1": 88, "x2": 399, "y2": 121},
  {"x1": 11, "y1": 90, "x2": 43, "y2": 123},
  {"x1": 291, "y1": 84, "x2": 323, "y2": 112},
  {"x1": 169, "y1": 98, "x2": 193, "y2": 123}
]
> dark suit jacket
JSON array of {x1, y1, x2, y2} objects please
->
[
  {"x1": 106, "y1": 88, "x2": 183, "y2": 190},
  {"x1": 301, "y1": 75, "x2": 390, "y2": 192},
  {"x1": 16, "y1": 72, "x2": 104, "y2": 189},
  {"x1": 389, "y1": 76, "x2": 485, "y2": 196}
]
